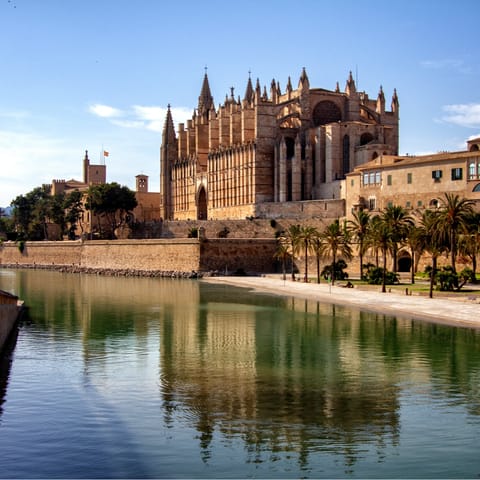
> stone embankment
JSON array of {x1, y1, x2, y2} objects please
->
[{"x1": 0, "y1": 263, "x2": 204, "y2": 279}]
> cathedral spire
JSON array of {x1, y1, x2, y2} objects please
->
[
  {"x1": 391, "y1": 88, "x2": 399, "y2": 113},
  {"x1": 198, "y1": 70, "x2": 214, "y2": 116},
  {"x1": 376, "y1": 85, "x2": 385, "y2": 114},
  {"x1": 298, "y1": 67, "x2": 310, "y2": 90},
  {"x1": 162, "y1": 104, "x2": 176, "y2": 144},
  {"x1": 345, "y1": 71, "x2": 357, "y2": 96},
  {"x1": 244, "y1": 72, "x2": 254, "y2": 103}
]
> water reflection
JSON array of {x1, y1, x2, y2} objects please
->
[
  {"x1": 2, "y1": 269, "x2": 480, "y2": 477},
  {"x1": 0, "y1": 326, "x2": 18, "y2": 421}
]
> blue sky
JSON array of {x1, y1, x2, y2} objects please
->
[{"x1": 1, "y1": 0, "x2": 480, "y2": 207}]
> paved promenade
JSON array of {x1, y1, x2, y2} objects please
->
[{"x1": 202, "y1": 275, "x2": 480, "y2": 329}]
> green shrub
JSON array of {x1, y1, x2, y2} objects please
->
[
  {"x1": 365, "y1": 266, "x2": 399, "y2": 285},
  {"x1": 321, "y1": 260, "x2": 349, "y2": 281},
  {"x1": 187, "y1": 227, "x2": 198, "y2": 238},
  {"x1": 17, "y1": 240, "x2": 25, "y2": 253}
]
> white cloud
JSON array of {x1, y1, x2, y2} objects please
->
[
  {"x1": 420, "y1": 58, "x2": 471, "y2": 74},
  {"x1": 0, "y1": 130, "x2": 80, "y2": 205},
  {"x1": 111, "y1": 119, "x2": 146, "y2": 129},
  {"x1": 88, "y1": 103, "x2": 192, "y2": 133},
  {"x1": 441, "y1": 103, "x2": 480, "y2": 128},
  {"x1": 89, "y1": 104, "x2": 124, "y2": 118}
]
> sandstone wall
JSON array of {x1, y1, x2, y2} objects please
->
[
  {"x1": 200, "y1": 239, "x2": 278, "y2": 273},
  {"x1": 0, "y1": 240, "x2": 201, "y2": 272},
  {"x1": 0, "y1": 238, "x2": 278, "y2": 274}
]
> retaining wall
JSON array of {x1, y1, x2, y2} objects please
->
[{"x1": 0, "y1": 238, "x2": 278, "y2": 275}]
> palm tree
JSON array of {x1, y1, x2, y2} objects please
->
[
  {"x1": 418, "y1": 209, "x2": 449, "y2": 298},
  {"x1": 458, "y1": 211, "x2": 480, "y2": 282},
  {"x1": 373, "y1": 215, "x2": 394, "y2": 293},
  {"x1": 274, "y1": 238, "x2": 290, "y2": 281},
  {"x1": 284, "y1": 224, "x2": 302, "y2": 281},
  {"x1": 381, "y1": 205, "x2": 414, "y2": 272},
  {"x1": 313, "y1": 234, "x2": 324, "y2": 284},
  {"x1": 320, "y1": 219, "x2": 352, "y2": 285},
  {"x1": 404, "y1": 221, "x2": 424, "y2": 285},
  {"x1": 299, "y1": 225, "x2": 318, "y2": 282},
  {"x1": 348, "y1": 209, "x2": 370, "y2": 279},
  {"x1": 366, "y1": 215, "x2": 383, "y2": 267},
  {"x1": 437, "y1": 193, "x2": 474, "y2": 273}
]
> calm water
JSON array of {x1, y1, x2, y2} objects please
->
[{"x1": 0, "y1": 269, "x2": 480, "y2": 479}]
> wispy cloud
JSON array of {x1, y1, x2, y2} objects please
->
[
  {"x1": 89, "y1": 104, "x2": 124, "y2": 118},
  {"x1": 420, "y1": 58, "x2": 471, "y2": 74},
  {"x1": 88, "y1": 103, "x2": 191, "y2": 132},
  {"x1": 441, "y1": 103, "x2": 480, "y2": 128},
  {"x1": 0, "y1": 130, "x2": 79, "y2": 204},
  {"x1": 0, "y1": 109, "x2": 31, "y2": 120}
]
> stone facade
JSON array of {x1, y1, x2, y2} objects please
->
[
  {"x1": 344, "y1": 137, "x2": 480, "y2": 219},
  {"x1": 160, "y1": 69, "x2": 399, "y2": 221}
]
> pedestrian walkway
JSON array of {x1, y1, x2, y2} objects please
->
[{"x1": 202, "y1": 275, "x2": 480, "y2": 329}]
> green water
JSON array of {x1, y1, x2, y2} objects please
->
[{"x1": 0, "y1": 268, "x2": 479, "y2": 478}]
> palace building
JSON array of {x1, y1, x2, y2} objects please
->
[
  {"x1": 345, "y1": 137, "x2": 480, "y2": 219},
  {"x1": 160, "y1": 69, "x2": 399, "y2": 221}
]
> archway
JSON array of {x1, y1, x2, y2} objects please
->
[
  {"x1": 398, "y1": 254, "x2": 412, "y2": 273},
  {"x1": 312, "y1": 100, "x2": 342, "y2": 126},
  {"x1": 197, "y1": 186, "x2": 207, "y2": 220}
]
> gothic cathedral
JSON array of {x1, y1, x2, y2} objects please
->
[{"x1": 160, "y1": 68, "x2": 399, "y2": 221}]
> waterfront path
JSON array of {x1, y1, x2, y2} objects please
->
[{"x1": 202, "y1": 275, "x2": 480, "y2": 329}]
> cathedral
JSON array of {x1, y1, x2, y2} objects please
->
[{"x1": 160, "y1": 68, "x2": 399, "y2": 221}]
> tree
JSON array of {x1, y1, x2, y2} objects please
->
[
  {"x1": 313, "y1": 234, "x2": 324, "y2": 284},
  {"x1": 418, "y1": 209, "x2": 449, "y2": 298},
  {"x1": 48, "y1": 192, "x2": 67, "y2": 240},
  {"x1": 437, "y1": 193, "x2": 474, "y2": 273},
  {"x1": 86, "y1": 183, "x2": 137, "y2": 239},
  {"x1": 348, "y1": 209, "x2": 370, "y2": 279},
  {"x1": 458, "y1": 212, "x2": 480, "y2": 282},
  {"x1": 381, "y1": 205, "x2": 414, "y2": 272},
  {"x1": 63, "y1": 190, "x2": 84, "y2": 239},
  {"x1": 372, "y1": 214, "x2": 394, "y2": 293},
  {"x1": 11, "y1": 185, "x2": 51, "y2": 240},
  {"x1": 299, "y1": 225, "x2": 318, "y2": 282},
  {"x1": 366, "y1": 215, "x2": 382, "y2": 268},
  {"x1": 274, "y1": 238, "x2": 290, "y2": 281},
  {"x1": 283, "y1": 224, "x2": 302, "y2": 281},
  {"x1": 404, "y1": 222, "x2": 424, "y2": 284},
  {"x1": 320, "y1": 219, "x2": 352, "y2": 285}
]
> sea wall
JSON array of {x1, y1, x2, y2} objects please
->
[{"x1": 0, "y1": 238, "x2": 278, "y2": 275}]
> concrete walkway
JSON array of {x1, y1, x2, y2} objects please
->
[{"x1": 202, "y1": 275, "x2": 480, "y2": 329}]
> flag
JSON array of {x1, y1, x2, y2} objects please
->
[{"x1": 103, "y1": 150, "x2": 109, "y2": 157}]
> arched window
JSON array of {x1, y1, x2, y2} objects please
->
[
  {"x1": 470, "y1": 144, "x2": 479, "y2": 152},
  {"x1": 473, "y1": 183, "x2": 480, "y2": 192},
  {"x1": 360, "y1": 132, "x2": 374, "y2": 146},
  {"x1": 469, "y1": 162, "x2": 476, "y2": 178},
  {"x1": 312, "y1": 101, "x2": 342, "y2": 126},
  {"x1": 197, "y1": 186, "x2": 207, "y2": 220},
  {"x1": 429, "y1": 198, "x2": 439, "y2": 208}
]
